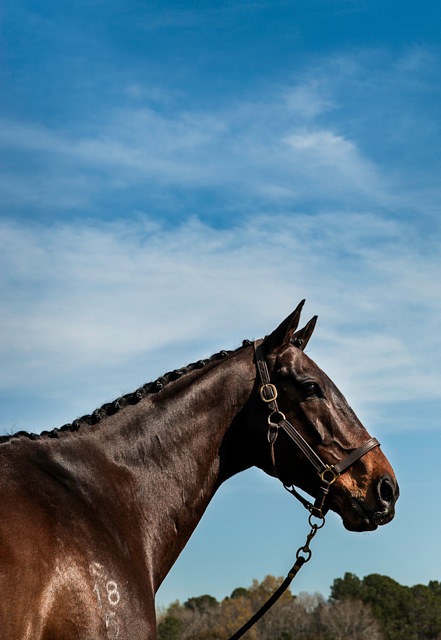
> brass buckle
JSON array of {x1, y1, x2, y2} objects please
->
[
  {"x1": 260, "y1": 383, "x2": 278, "y2": 403},
  {"x1": 318, "y1": 466, "x2": 339, "y2": 485}
]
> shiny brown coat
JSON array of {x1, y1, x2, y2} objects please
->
[{"x1": 0, "y1": 303, "x2": 398, "y2": 639}]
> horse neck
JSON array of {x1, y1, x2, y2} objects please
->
[{"x1": 54, "y1": 346, "x2": 256, "y2": 591}]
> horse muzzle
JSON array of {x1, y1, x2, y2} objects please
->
[{"x1": 333, "y1": 474, "x2": 400, "y2": 532}]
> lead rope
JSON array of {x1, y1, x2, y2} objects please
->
[{"x1": 226, "y1": 510, "x2": 325, "y2": 640}]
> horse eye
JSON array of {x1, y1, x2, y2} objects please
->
[{"x1": 302, "y1": 382, "x2": 321, "y2": 397}]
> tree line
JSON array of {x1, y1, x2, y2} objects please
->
[{"x1": 157, "y1": 573, "x2": 441, "y2": 640}]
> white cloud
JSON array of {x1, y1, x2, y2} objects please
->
[
  {"x1": 0, "y1": 73, "x2": 394, "y2": 213},
  {"x1": 2, "y1": 47, "x2": 440, "y2": 224},
  {"x1": 284, "y1": 129, "x2": 384, "y2": 196},
  {"x1": 282, "y1": 82, "x2": 335, "y2": 119},
  {"x1": 1, "y1": 48, "x2": 440, "y2": 434},
  {"x1": 1, "y1": 214, "x2": 440, "y2": 434}
]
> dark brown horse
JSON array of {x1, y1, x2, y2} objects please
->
[{"x1": 0, "y1": 302, "x2": 398, "y2": 639}]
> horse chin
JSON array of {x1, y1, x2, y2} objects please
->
[
  {"x1": 341, "y1": 506, "x2": 378, "y2": 532},
  {"x1": 334, "y1": 497, "x2": 396, "y2": 533}
]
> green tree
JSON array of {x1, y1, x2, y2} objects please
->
[
  {"x1": 406, "y1": 583, "x2": 441, "y2": 640},
  {"x1": 331, "y1": 573, "x2": 441, "y2": 640},
  {"x1": 184, "y1": 595, "x2": 219, "y2": 613},
  {"x1": 230, "y1": 587, "x2": 248, "y2": 599},
  {"x1": 331, "y1": 573, "x2": 406, "y2": 640},
  {"x1": 330, "y1": 572, "x2": 363, "y2": 601},
  {"x1": 158, "y1": 615, "x2": 183, "y2": 640},
  {"x1": 157, "y1": 574, "x2": 441, "y2": 640}
]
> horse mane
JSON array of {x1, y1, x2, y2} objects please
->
[{"x1": 0, "y1": 340, "x2": 253, "y2": 445}]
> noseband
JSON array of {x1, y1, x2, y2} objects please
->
[{"x1": 254, "y1": 340, "x2": 380, "y2": 516}]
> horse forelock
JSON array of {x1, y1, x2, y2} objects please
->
[{"x1": 0, "y1": 340, "x2": 254, "y2": 445}]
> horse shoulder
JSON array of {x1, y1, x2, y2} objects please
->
[{"x1": 0, "y1": 444, "x2": 155, "y2": 639}]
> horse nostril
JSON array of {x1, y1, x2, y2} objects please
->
[{"x1": 378, "y1": 476, "x2": 395, "y2": 505}]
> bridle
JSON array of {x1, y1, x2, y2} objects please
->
[
  {"x1": 226, "y1": 341, "x2": 381, "y2": 640},
  {"x1": 254, "y1": 339, "x2": 380, "y2": 516}
]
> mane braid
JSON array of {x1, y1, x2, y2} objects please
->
[{"x1": 0, "y1": 340, "x2": 253, "y2": 445}]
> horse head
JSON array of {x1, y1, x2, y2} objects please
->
[{"x1": 251, "y1": 301, "x2": 399, "y2": 532}]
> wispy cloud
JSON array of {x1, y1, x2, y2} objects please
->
[
  {"x1": 3, "y1": 48, "x2": 438, "y2": 219},
  {"x1": 1, "y1": 213, "x2": 439, "y2": 434},
  {"x1": 1, "y1": 47, "x2": 440, "y2": 434}
]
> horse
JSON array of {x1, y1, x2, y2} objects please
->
[{"x1": 0, "y1": 301, "x2": 399, "y2": 639}]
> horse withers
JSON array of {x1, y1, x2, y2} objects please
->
[{"x1": 0, "y1": 301, "x2": 398, "y2": 639}]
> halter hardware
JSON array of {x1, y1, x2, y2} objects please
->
[
  {"x1": 267, "y1": 410, "x2": 285, "y2": 425},
  {"x1": 259, "y1": 383, "x2": 278, "y2": 403},
  {"x1": 254, "y1": 339, "x2": 380, "y2": 515},
  {"x1": 226, "y1": 341, "x2": 381, "y2": 640},
  {"x1": 319, "y1": 465, "x2": 339, "y2": 485}
]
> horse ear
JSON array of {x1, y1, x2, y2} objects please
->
[
  {"x1": 262, "y1": 300, "x2": 306, "y2": 352},
  {"x1": 291, "y1": 315, "x2": 318, "y2": 351}
]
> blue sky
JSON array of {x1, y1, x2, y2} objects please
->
[{"x1": 1, "y1": 0, "x2": 441, "y2": 609}]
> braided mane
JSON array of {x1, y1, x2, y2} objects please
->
[{"x1": 0, "y1": 340, "x2": 253, "y2": 444}]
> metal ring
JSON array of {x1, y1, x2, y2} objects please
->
[
  {"x1": 260, "y1": 383, "x2": 278, "y2": 403},
  {"x1": 296, "y1": 546, "x2": 312, "y2": 562},
  {"x1": 267, "y1": 410, "x2": 286, "y2": 426},
  {"x1": 318, "y1": 466, "x2": 339, "y2": 485},
  {"x1": 308, "y1": 512, "x2": 326, "y2": 529}
]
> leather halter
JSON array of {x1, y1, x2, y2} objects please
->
[
  {"x1": 254, "y1": 340, "x2": 380, "y2": 515},
  {"x1": 226, "y1": 342, "x2": 381, "y2": 640}
]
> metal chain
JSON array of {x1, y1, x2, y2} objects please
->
[
  {"x1": 288, "y1": 511, "x2": 326, "y2": 578},
  {"x1": 227, "y1": 510, "x2": 326, "y2": 640}
]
